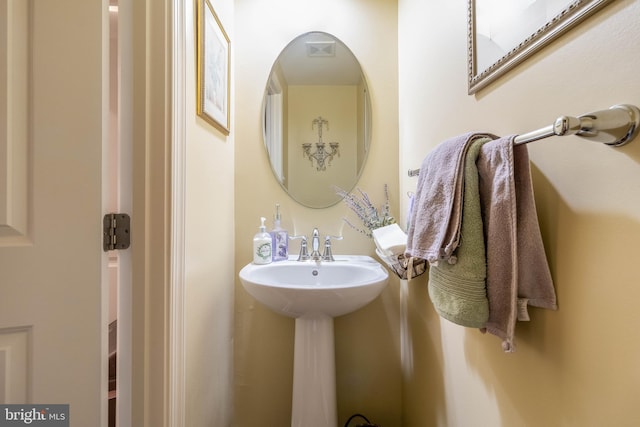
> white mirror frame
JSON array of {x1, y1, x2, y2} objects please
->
[{"x1": 468, "y1": 0, "x2": 614, "y2": 94}]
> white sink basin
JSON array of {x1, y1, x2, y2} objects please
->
[
  {"x1": 239, "y1": 255, "x2": 389, "y2": 427},
  {"x1": 239, "y1": 255, "x2": 389, "y2": 318}
]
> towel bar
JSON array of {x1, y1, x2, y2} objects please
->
[{"x1": 408, "y1": 104, "x2": 640, "y2": 177}]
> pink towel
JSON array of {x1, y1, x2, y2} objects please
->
[
  {"x1": 406, "y1": 132, "x2": 496, "y2": 264},
  {"x1": 477, "y1": 136, "x2": 557, "y2": 352}
]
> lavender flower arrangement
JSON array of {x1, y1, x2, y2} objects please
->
[{"x1": 335, "y1": 184, "x2": 396, "y2": 238}]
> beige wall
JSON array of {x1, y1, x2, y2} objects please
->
[
  {"x1": 399, "y1": 0, "x2": 640, "y2": 426},
  {"x1": 234, "y1": 0, "x2": 400, "y2": 425},
  {"x1": 184, "y1": 0, "x2": 235, "y2": 425}
]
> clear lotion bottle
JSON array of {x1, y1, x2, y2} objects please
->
[
  {"x1": 253, "y1": 217, "x2": 272, "y2": 265},
  {"x1": 270, "y1": 204, "x2": 289, "y2": 262}
]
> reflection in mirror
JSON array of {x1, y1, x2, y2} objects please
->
[
  {"x1": 474, "y1": 0, "x2": 572, "y2": 73},
  {"x1": 468, "y1": 0, "x2": 614, "y2": 94},
  {"x1": 262, "y1": 32, "x2": 371, "y2": 209}
]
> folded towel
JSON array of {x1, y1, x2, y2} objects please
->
[
  {"x1": 372, "y1": 223, "x2": 407, "y2": 257},
  {"x1": 428, "y1": 137, "x2": 491, "y2": 327},
  {"x1": 477, "y1": 136, "x2": 557, "y2": 352},
  {"x1": 406, "y1": 132, "x2": 497, "y2": 264}
]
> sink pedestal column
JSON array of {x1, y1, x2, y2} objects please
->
[{"x1": 291, "y1": 314, "x2": 337, "y2": 427}]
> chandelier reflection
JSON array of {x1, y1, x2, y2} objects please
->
[{"x1": 302, "y1": 116, "x2": 340, "y2": 171}]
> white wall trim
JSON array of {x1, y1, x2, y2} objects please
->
[{"x1": 169, "y1": 0, "x2": 187, "y2": 425}]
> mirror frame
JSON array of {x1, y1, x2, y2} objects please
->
[
  {"x1": 261, "y1": 31, "x2": 372, "y2": 209},
  {"x1": 468, "y1": 0, "x2": 614, "y2": 94}
]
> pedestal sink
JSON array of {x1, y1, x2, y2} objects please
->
[{"x1": 239, "y1": 255, "x2": 389, "y2": 427}]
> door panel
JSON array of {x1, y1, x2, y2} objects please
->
[
  {"x1": 0, "y1": 326, "x2": 29, "y2": 403},
  {"x1": 0, "y1": 0, "x2": 28, "y2": 243},
  {"x1": 0, "y1": 1, "x2": 108, "y2": 425}
]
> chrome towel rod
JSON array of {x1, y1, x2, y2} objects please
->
[{"x1": 408, "y1": 104, "x2": 640, "y2": 177}]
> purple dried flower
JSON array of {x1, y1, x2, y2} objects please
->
[{"x1": 334, "y1": 185, "x2": 396, "y2": 238}]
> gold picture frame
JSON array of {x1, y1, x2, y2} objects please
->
[
  {"x1": 197, "y1": 0, "x2": 230, "y2": 134},
  {"x1": 468, "y1": 0, "x2": 614, "y2": 94}
]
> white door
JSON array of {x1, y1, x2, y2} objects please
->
[{"x1": 0, "y1": 1, "x2": 111, "y2": 425}]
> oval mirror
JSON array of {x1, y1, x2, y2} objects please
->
[{"x1": 262, "y1": 32, "x2": 371, "y2": 208}]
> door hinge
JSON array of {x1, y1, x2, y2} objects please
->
[{"x1": 103, "y1": 213, "x2": 131, "y2": 251}]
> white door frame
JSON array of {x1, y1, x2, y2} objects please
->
[
  {"x1": 128, "y1": 1, "x2": 189, "y2": 425},
  {"x1": 169, "y1": 0, "x2": 187, "y2": 425},
  {"x1": 130, "y1": 0, "x2": 175, "y2": 426},
  {"x1": 113, "y1": 2, "x2": 133, "y2": 426}
]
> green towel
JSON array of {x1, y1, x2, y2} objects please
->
[{"x1": 428, "y1": 137, "x2": 490, "y2": 328}]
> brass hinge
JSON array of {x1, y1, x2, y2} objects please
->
[{"x1": 103, "y1": 213, "x2": 131, "y2": 251}]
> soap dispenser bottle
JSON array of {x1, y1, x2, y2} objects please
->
[
  {"x1": 253, "y1": 217, "x2": 272, "y2": 265},
  {"x1": 270, "y1": 204, "x2": 289, "y2": 262}
]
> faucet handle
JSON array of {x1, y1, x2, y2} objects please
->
[
  {"x1": 321, "y1": 235, "x2": 343, "y2": 262},
  {"x1": 289, "y1": 235, "x2": 310, "y2": 261}
]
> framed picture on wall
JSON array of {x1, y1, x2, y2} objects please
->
[
  {"x1": 197, "y1": 0, "x2": 231, "y2": 134},
  {"x1": 467, "y1": 0, "x2": 614, "y2": 94}
]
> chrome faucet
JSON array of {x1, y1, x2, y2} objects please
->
[{"x1": 291, "y1": 228, "x2": 342, "y2": 262}]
